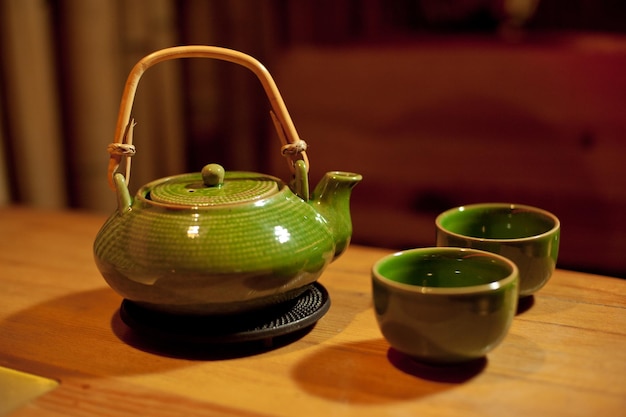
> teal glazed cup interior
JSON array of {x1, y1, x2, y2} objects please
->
[
  {"x1": 372, "y1": 247, "x2": 519, "y2": 364},
  {"x1": 436, "y1": 203, "x2": 560, "y2": 297}
]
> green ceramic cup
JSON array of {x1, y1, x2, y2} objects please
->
[
  {"x1": 372, "y1": 247, "x2": 519, "y2": 363},
  {"x1": 436, "y1": 203, "x2": 560, "y2": 297}
]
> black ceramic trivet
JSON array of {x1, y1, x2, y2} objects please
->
[{"x1": 119, "y1": 282, "x2": 330, "y2": 344}]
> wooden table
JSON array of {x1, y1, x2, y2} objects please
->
[{"x1": 1, "y1": 206, "x2": 625, "y2": 417}]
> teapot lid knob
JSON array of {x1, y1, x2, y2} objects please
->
[{"x1": 201, "y1": 163, "x2": 225, "y2": 187}]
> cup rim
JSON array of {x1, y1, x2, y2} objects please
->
[
  {"x1": 435, "y1": 202, "x2": 560, "y2": 243},
  {"x1": 372, "y1": 247, "x2": 519, "y2": 295}
]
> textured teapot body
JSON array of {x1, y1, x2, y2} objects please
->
[{"x1": 94, "y1": 170, "x2": 357, "y2": 315}]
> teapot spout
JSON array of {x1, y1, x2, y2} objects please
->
[{"x1": 311, "y1": 171, "x2": 362, "y2": 259}]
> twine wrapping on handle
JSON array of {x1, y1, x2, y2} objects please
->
[
  {"x1": 106, "y1": 46, "x2": 309, "y2": 190},
  {"x1": 270, "y1": 110, "x2": 308, "y2": 157},
  {"x1": 107, "y1": 119, "x2": 136, "y2": 187}
]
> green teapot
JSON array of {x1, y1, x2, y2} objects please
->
[{"x1": 93, "y1": 46, "x2": 361, "y2": 315}]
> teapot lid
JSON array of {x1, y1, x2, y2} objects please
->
[{"x1": 147, "y1": 164, "x2": 281, "y2": 207}]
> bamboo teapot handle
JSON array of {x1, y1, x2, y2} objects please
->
[{"x1": 107, "y1": 45, "x2": 308, "y2": 189}]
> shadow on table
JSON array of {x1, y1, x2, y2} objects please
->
[
  {"x1": 0, "y1": 288, "x2": 193, "y2": 377},
  {"x1": 291, "y1": 338, "x2": 486, "y2": 404},
  {"x1": 387, "y1": 348, "x2": 487, "y2": 382},
  {"x1": 516, "y1": 295, "x2": 535, "y2": 315}
]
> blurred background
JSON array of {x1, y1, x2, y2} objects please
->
[{"x1": 1, "y1": 0, "x2": 625, "y2": 277}]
